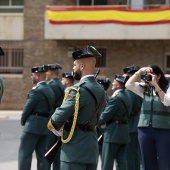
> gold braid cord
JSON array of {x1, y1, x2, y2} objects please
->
[{"x1": 61, "y1": 87, "x2": 80, "y2": 143}]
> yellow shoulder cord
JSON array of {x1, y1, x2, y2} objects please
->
[{"x1": 61, "y1": 87, "x2": 80, "y2": 143}]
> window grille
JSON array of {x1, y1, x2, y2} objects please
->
[
  {"x1": 0, "y1": 0, "x2": 23, "y2": 13},
  {"x1": 0, "y1": 48, "x2": 23, "y2": 74},
  {"x1": 96, "y1": 48, "x2": 106, "y2": 68},
  {"x1": 77, "y1": 0, "x2": 107, "y2": 6}
]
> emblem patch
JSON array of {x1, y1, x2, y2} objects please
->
[{"x1": 67, "y1": 94, "x2": 73, "y2": 99}]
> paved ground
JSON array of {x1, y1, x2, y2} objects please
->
[{"x1": 0, "y1": 110, "x2": 106, "y2": 170}]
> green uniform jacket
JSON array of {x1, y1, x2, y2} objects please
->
[
  {"x1": 99, "y1": 89, "x2": 132, "y2": 144},
  {"x1": 51, "y1": 76, "x2": 106, "y2": 164},
  {"x1": 21, "y1": 82, "x2": 55, "y2": 135},
  {"x1": 97, "y1": 92, "x2": 110, "y2": 137},
  {"x1": 126, "y1": 89, "x2": 142, "y2": 133},
  {"x1": 47, "y1": 77, "x2": 64, "y2": 110},
  {"x1": 138, "y1": 85, "x2": 170, "y2": 129}
]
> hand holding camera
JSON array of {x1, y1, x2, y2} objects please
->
[{"x1": 141, "y1": 74, "x2": 152, "y2": 81}]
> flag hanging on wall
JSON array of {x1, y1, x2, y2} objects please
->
[{"x1": 46, "y1": 6, "x2": 170, "y2": 25}]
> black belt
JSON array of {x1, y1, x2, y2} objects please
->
[
  {"x1": 130, "y1": 112, "x2": 139, "y2": 117},
  {"x1": 64, "y1": 124, "x2": 96, "y2": 132},
  {"x1": 107, "y1": 120, "x2": 128, "y2": 125},
  {"x1": 31, "y1": 112, "x2": 50, "y2": 118}
]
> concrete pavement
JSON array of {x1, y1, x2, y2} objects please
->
[{"x1": 0, "y1": 110, "x2": 105, "y2": 170}]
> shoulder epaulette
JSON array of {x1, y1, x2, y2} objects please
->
[{"x1": 75, "y1": 81, "x2": 85, "y2": 88}]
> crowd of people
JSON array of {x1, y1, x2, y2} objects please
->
[{"x1": 1, "y1": 45, "x2": 168, "y2": 170}]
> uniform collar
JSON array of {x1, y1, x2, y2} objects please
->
[
  {"x1": 37, "y1": 81, "x2": 46, "y2": 86},
  {"x1": 80, "y1": 75, "x2": 94, "y2": 81}
]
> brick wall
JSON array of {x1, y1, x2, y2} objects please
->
[{"x1": 0, "y1": 0, "x2": 170, "y2": 109}]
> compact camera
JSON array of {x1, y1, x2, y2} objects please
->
[{"x1": 140, "y1": 74, "x2": 152, "y2": 81}]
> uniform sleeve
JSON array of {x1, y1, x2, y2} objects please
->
[
  {"x1": 21, "y1": 90, "x2": 39, "y2": 125},
  {"x1": 98, "y1": 98, "x2": 118, "y2": 126},
  {"x1": 51, "y1": 90, "x2": 76, "y2": 129}
]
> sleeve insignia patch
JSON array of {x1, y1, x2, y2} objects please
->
[{"x1": 67, "y1": 94, "x2": 73, "y2": 99}]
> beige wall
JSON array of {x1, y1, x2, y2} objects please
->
[{"x1": 0, "y1": 14, "x2": 23, "y2": 40}]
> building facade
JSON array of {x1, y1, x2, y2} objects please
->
[{"x1": 0, "y1": 0, "x2": 170, "y2": 109}]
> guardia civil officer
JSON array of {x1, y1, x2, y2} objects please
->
[
  {"x1": 97, "y1": 78, "x2": 111, "y2": 102},
  {"x1": 98, "y1": 75, "x2": 132, "y2": 170},
  {"x1": 18, "y1": 66, "x2": 55, "y2": 170},
  {"x1": 47, "y1": 46, "x2": 106, "y2": 170},
  {"x1": 61, "y1": 72, "x2": 74, "y2": 93},
  {"x1": 44, "y1": 63, "x2": 65, "y2": 170},
  {"x1": 123, "y1": 64, "x2": 143, "y2": 170},
  {"x1": 97, "y1": 78, "x2": 111, "y2": 162},
  {"x1": 0, "y1": 47, "x2": 4, "y2": 102}
]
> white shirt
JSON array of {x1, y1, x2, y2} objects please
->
[
  {"x1": 126, "y1": 82, "x2": 170, "y2": 106},
  {"x1": 80, "y1": 75, "x2": 94, "y2": 81}
]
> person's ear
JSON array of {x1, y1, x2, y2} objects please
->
[{"x1": 80, "y1": 62, "x2": 85, "y2": 70}]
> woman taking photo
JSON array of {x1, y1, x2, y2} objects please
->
[{"x1": 125, "y1": 65, "x2": 170, "y2": 170}]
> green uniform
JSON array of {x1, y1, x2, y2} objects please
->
[
  {"x1": 97, "y1": 92, "x2": 110, "y2": 160},
  {"x1": 0, "y1": 78, "x2": 4, "y2": 102},
  {"x1": 18, "y1": 81, "x2": 55, "y2": 170},
  {"x1": 98, "y1": 89, "x2": 132, "y2": 170},
  {"x1": 51, "y1": 76, "x2": 106, "y2": 170},
  {"x1": 48, "y1": 77, "x2": 64, "y2": 111},
  {"x1": 126, "y1": 89, "x2": 143, "y2": 170},
  {"x1": 47, "y1": 77, "x2": 64, "y2": 170}
]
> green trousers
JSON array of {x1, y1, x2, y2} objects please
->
[
  {"x1": 18, "y1": 132, "x2": 49, "y2": 170},
  {"x1": 60, "y1": 161, "x2": 97, "y2": 170},
  {"x1": 102, "y1": 142, "x2": 128, "y2": 170},
  {"x1": 126, "y1": 133, "x2": 141, "y2": 170}
]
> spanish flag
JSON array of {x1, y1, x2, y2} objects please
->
[{"x1": 46, "y1": 6, "x2": 170, "y2": 25}]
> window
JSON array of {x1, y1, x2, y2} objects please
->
[
  {"x1": 77, "y1": 0, "x2": 107, "y2": 5},
  {"x1": 164, "y1": 54, "x2": 170, "y2": 74},
  {"x1": 96, "y1": 48, "x2": 106, "y2": 68},
  {"x1": 0, "y1": 48, "x2": 24, "y2": 74},
  {"x1": 0, "y1": 0, "x2": 23, "y2": 13}
]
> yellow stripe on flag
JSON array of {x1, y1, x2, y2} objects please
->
[{"x1": 46, "y1": 7, "x2": 170, "y2": 25}]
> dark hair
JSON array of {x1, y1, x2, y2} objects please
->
[{"x1": 149, "y1": 65, "x2": 169, "y2": 92}]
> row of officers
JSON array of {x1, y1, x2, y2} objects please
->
[{"x1": 18, "y1": 46, "x2": 170, "y2": 170}]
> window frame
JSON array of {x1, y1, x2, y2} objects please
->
[
  {"x1": 0, "y1": 48, "x2": 24, "y2": 74},
  {"x1": 0, "y1": 0, "x2": 23, "y2": 12},
  {"x1": 76, "y1": 0, "x2": 107, "y2": 6},
  {"x1": 164, "y1": 53, "x2": 170, "y2": 74}
]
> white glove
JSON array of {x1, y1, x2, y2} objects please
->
[{"x1": 51, "y1": 129, "x2": 62, "y2": 137}]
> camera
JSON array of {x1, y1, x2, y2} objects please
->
[{"x1": 140, "y1": 74, "x2": 152, "y2": 81}]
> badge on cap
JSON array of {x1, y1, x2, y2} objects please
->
[
  {"x1": 31, "y1": 66, "x2": 47, "y2": 73},
  {"x1": 115, "y1": 75, "x2": 129, "y2": 84},
  {"x1": 123, "y1": 64, "x2": 140, "y2": 73},
  {"x1": 44, "y1": 63, "x2": 62, "y2": 71},
  {"x1": 97, "y1": 78, "x2": 111, "y2": 85},
  {"x1": 62, "y1": 72, "x2": 73, "y2": 78}
]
